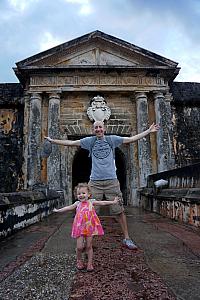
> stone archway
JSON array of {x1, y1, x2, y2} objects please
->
[{"x1": 72, "y1": 147, "x2": 127, "y2": 204}]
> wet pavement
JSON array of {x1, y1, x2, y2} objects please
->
[{"x1": 0, "y1": 208, "x2": 200, "y2": 300}]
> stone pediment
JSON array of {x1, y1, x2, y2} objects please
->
[
  {"x1": 16, "y1": 31, "x2": 178, "y2": 70},
  {"x1": 54, "y1": 48, "x2": 139, "y2": 67}
]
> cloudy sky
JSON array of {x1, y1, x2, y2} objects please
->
[{"x1": 0, "y1": 0, "x2": 200, "y2": 83}]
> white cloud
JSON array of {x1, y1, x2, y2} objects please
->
[
  {"x1": 64, "y1": 0, "x2": 94, "y2": 15},
  {"x1": 79, "y1": 4, "x2": 93, "y2": 15},
  {"x1": 8, "y1": 0, "x2": 26, "y2": 11},
  {"x1": 8, "y1": 0, "x2": 40, "y2": 12},
  {"x1": 175, "y1": 51, "x2": 200, "y2": 82},
  {"x1": 39, "y1": 32, "x2": 63, "y2": 52}
]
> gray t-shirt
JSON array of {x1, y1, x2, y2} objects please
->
[{"x1": 80, "y1": 135, "x2": 123, "y2": 180}]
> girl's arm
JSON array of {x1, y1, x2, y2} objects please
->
[
  {"x1": 93, "y1": 197, "x2": 120, "y2": 206},
  {"x1": 53, "y1": 202, "x2": 78, "y2": 213}
]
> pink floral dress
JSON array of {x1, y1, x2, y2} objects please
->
[{"x1": 71, "y1": 200, "x2": 104, "y2": 238}]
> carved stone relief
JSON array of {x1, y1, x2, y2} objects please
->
[
  {"x1": 87, "y1": 95, "x2": 111, "y2": 122},
  {"x1": 30, "y1": 75, "x2": 165, "y2": 87}
]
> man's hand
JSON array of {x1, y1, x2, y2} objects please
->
[{"x1": 53, "y1": 208, "x2": 59, "y2": 213}]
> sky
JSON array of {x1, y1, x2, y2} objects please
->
[{"x1": 0, "y1": 0, "x2": 200, "y2": 83}]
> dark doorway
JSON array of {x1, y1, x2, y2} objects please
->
[
  {"x1": 72, "y1": 148, "x2": 91, "y2": 202},
  {"x1": 115, "y1": 148, "x2": 127, "y2": 205},
  {"x1": 72, "y1": 147, "x2": 127, "y2": 204}
]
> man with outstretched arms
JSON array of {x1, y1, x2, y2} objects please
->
[{"x1": 46, "y1": 121, "x2": 159, "y2": 249}]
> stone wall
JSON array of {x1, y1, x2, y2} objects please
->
[
  {"x1": 0, "y1": 84, "x2": 24, "y2": 192},
  {"x1": 60, "y1": 92, "x2": 136, "y2": 135},
  {"x1": 0, "y1": 189, "x2": 65, "y2": 240},
  {"x1": 170, "y1": 82, "x2": 200, "y2": 167}
]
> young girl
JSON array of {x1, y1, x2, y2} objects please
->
[{"x1": 53, "y1": 182, "x2": 119, "y2": 272}]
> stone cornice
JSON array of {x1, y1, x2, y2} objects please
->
[{"x1": 14, "y1": 65, "x2": 180, "y2": 86}]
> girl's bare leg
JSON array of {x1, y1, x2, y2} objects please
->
[
  {"x1": 86, "y1": 236, "x2": 94, "y2": 271},
  {"x1": 76, "y1": 236, "x2": 85, "y2": 269}
]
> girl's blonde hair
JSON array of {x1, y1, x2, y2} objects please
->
[{"x1": 74, "y1": 182, "x2": 91, "y2": 196}]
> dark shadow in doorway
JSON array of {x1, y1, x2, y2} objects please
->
[{"x1": 72, "y1": 147, "x2": 127, "y2": 204}]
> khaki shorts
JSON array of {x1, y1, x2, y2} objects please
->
[{"x1": 88, "y1": 179, "x2": 124, "y2": 215}]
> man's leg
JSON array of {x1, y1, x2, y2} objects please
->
[
  {"x1": 105, "y1": 179, "x2": 138, "y2": 250},
  {"x1": 116, "y1": 212, "x2": 137, "y2": 249},
  {"x1": 88, "y1": 180, "x2": 104, "y2": 214},
  {"x1": 117, "y1": 211, "x2": 129, "y2": 239}
]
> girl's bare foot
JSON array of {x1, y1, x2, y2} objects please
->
[
  {"x1": 76, "y1": 260, "x2": 85, "y2": 270},
  {"x1": 87, "y1": 264, "x2": 94, "y2": 272}
]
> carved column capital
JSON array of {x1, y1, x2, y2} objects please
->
[
  {"x1": 165, "y1": 92, "x2": 173, "y2": 102},
  {"x1": 135, "y1": 92, "x2": 147, "y2": 101},
  {"x1": 153, "y1": 92, "x2": 165, "y2": 101},
  {"x1": 30, "y1": 93, "x2": 42, "y2": 101},
  {"x1": 48, "y1": 92, "x2": 61, "y2": 101}
]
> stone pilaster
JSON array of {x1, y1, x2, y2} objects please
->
[
  {"x1": 154, "y1": 92, "x2": 175, "y2": 172},
  {"x1": 47, "y1": 93, "x2": 61, "y2": 190},
  {"x1": 165, "y1": 92, "x2": 175, "y2": 169},
  {"x1": 135, "y1": 92, "x2": 152, "y2": 187},
  {"x1": 22, "y1": 92, "x2": 30, "y2": 189},
  {"x1": 129, "y1": 143, "x2": 139, "y2": 206},
  {"x1": 27, "y1": 93, "x2": 42, "y2": 187}
]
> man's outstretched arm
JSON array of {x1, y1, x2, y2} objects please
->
[
  {"x1": 45, "y1": 136, "x2": 81, "y2": 146},
  {"x1": 123, "y1": 123, "x2": 160, "y2": 144}
]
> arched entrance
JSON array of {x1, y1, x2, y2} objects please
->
[{"x1": 72, "y1": 147, "x2": 127, "y2": 204}]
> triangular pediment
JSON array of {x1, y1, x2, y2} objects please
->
[
  {"x1": 53, "y1": 48, "x2": 140, "y2": 67},
  {"x1": 16, "y1": 31, "x2": 179, "y2": 70}
]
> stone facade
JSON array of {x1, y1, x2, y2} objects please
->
[
  {"x1": 1, "y1": 31, "x2": 200, "y2": 206},
  {"x1": 170, "y1": 82, "x2": 200, "y2": 167},
  {"x1": 0, "y1": 84, "x2": 24, "y2": 192}
]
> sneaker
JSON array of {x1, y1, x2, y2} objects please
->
[{"x1": 123, "y1": 238, "x2": 138, "y2": 250}]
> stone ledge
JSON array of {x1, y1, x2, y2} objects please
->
[
  {"x1": 139, "y1": 187, "x2": 200, "y2": 227},
  {"x1": 0, "y1": 190, "x2": 65, "y2": 240},
  {"x1": 140, "y1": 188, "x2": 200, "y2": 204},
  {"x1": 147, "y1": 162, "x2": 200, "y2": 189},
  {"x1": 0, "y1": 190, "x2": 60, "y2": 208}
]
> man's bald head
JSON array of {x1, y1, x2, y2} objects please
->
[
  {"x1": 93, "y1": 121, "x2": 104, "y2": 129},
  {"x1": 93, "y1": 121, "x2": 105, "y2": 138}
]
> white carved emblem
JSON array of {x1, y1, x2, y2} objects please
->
[{"x1": 87, "y1": 95, "x2": 111, "y2": 122}]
